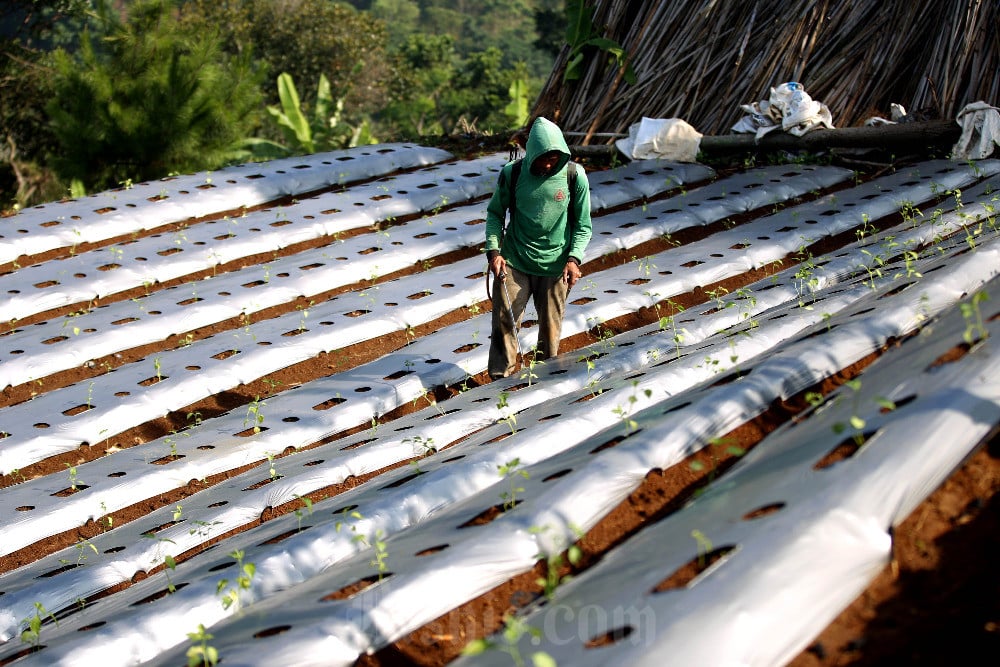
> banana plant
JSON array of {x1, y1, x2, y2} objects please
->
[
  {"x1": 564, "y1": 0, "x2": 636, "y2": 85},
  {"x1": 248, "y1": 71, "x2": 377, "y2": 159},
  {"x1": 504, "y1": 78, "x2": 530, "y2": 127},
  {"x1": 269, "y1": 71, "x2": 323, "y2": 153}
]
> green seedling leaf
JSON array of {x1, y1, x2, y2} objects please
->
[
  {"x1": 532, "y1": 652, "x2": 558, "y2": 667},
  {"x1": 568, "y1": 544, "x2": 582, "y2": 566},
  {"x1": 876, "y1": 397, "x2": 897, "y2": 411},
  {"x1": 461, "y1": 638, "x2": 493, "y2": 656}
]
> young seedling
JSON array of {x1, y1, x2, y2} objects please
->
[
  {"x1": 691, "y1": 529, "x2": 713, "y2": 568},
  {"x1": 404, "y1": 436, "x2": 436, "y2": 473},
  {"x1": 189, "y1": 519, "x2": 222, "y2": 538},
  {"x1": 217, "y1": 549, "x2": 256, "y2": 611},
  {"x1": 186, "y1": 624, "x2": 219, "y2": 667},
  {"x1": 705, "y1": 286, "x2": 729, "y2": 312},
  {"x1": 733, "y1": 286, "x2": 758, "y2": 326},
  {"x1": 690, "y1": 436, "x2": 745, "y2": 485},
  {"x1": 577, "y1": 348, "x2": 602, "y2": 394},
  {"x1": 85, "y1": 380, "x2": 95, "y2": 409},
  {"x1": 244, "y1": 396, "x2": 266, "y2": 434},
  {"x1": 369, "y1": 529, "x2": 389, "y2": 581},
  {"x1": 854, "y1": 210, "x2": 878, "y2": 241},
  {"x1": 636, "y1": 255, "x2": 656, "y2": 277},
  {"x1": 858, "y1": 246, "x2": 885, "y2": 290},
  {"x1": 165, "y1": 432, "x2": 178, "y2": 459},
  {"x1": 496, "y1": 391, "x2": 517, "y2": 434},
  {"x1": 498, "y1": 458, "x2": 529, "y2": 511},
  {"x1": 345, "y1": 511, "x2": 389, "y2": 583},
  {"x1": 164, "y1": 554, "x2": 178, "y2": 593},
  {"x1": 519, "y1": 348, "x2": 544, "y2": 386},
  {"x1": 659, "y1": 299, "x2": 687, "y2": 358},
  {"x1": 65, "y1": 463, "x2": 80, "y2": 491},
  {"x1": 20, "y1": 602, "x2": 57, "y2": 649},
  {"x1": 530, "y1": 524, "x2": 584, "y2": 601},
  {"x1": 99, "y1": 502, "x2": 113, "y2": 532},
  {"x1": 960, "y1": 290, "x2": 989, "y2": 344},
  {"x1": 461, "y1": 614, "x2": 555, "y2": 667},
  {"x1": 293, "y1": 494, "x2": 314, "y2": 532},
  {"x1": 75, "y1": 537, "x2": 98, "y2": 564},
  {"x1": 611, "y1": 380, "x2": 651, "y2": 434},
  {"x1": 895, "y1": 249, "x2": 923, "y2": 280},
  {"x1": 296, "y1": 300, "x2": 313, "y2": 333},
  {"x1": 831, "y1": 379, "x2": 867, "y2": 445}
]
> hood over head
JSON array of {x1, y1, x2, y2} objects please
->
[{"x1": 524, "y1": 117, "x2": 570, "y2": 176}]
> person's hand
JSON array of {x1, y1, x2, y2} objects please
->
[
  {"x1": 490, "y1": 254, "x2": 507, "y2": 279},
  {"x1": 563, "y1": 260, "x2": 582, "y2": 288}
]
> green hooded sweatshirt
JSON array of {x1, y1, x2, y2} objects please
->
[{"x1": 485, "y1": 117, "x2": 592, "y2": 276}]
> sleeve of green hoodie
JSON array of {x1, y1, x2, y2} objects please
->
[{"x1": 485, "y1": 117, "x2": 592, "y2": 276}]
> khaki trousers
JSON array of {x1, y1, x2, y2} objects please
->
[{"x1": 488, "y1": 266, "x2": 568, "y2": 379}]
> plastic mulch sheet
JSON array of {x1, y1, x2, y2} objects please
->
[{"x1": 1, "y1": 154, "x2": 998, "y2": 666}]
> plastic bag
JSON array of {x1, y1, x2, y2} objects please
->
[
  {"x1": 733, "y1": 82, "x2": 834, "y2": 139},
  {"x1": 952, "y1": 101, "x2": 1000, "y2": 160},
  {"x1": 616, "y1": 117, "x2": 703, "y2": 162}
]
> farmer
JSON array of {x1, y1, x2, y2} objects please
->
[{"x1": 485, "y1": 116, "x2": 592, "y2": 380}]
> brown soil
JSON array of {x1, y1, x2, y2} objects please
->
[{"x1": 1, "y1": 150, "x2": 997, "y2": 666}]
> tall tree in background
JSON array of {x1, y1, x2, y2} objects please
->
[
  {"x1": 0, "y1": 0, "x2": 97, "y2": 211},
  {"x1": 440, "y1": 46, "x2": 526, "y2": 131},
  {"x1": 382, "y1": 34, "x2": 524, "y2": 136},
  {"x1": 382, "y1": 34, "x2": 456, "y2": 136},
  {"x1": 353, "y1": 0, "x2": 562, "y2": 80},
  {"x1": 180, "y1": 0, "x2": 390, "y2": 128},
  {"x1": 46, "y1": 0, "x2": 264, "y2": 192},
  {"x1": 370, "y1": 0, "x2": 420, "y2": 47}
]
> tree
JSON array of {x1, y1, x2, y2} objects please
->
[
  {"x1": 45, "y1": 0, "x2": 264, "y2": 192},
  {"x1": 382, "y1": 33, "x2": 456, "y2": 136},
  {"x1": 370, "y1": 0, "x2": 421, "y2": 47},
  {"x1": 180, "y1": 0, "x2": 390, "y2": 118},
  {"x1": 533, "y1": 3, "x2": 566, "y2": 58},
  {"x1": 253, "y1": 72, "x2": 378, "y2": 160},
  {"x1": 0, "y1": 0, "x2": 94, "y2": 47},
  {"x1": 0, "y1": 0, "x2": 103, "y2": 211},
  {"x1": 440, "y1": 46, "x2": 525, "y2": 133},
  {"x1": 382, "y1": 33, "x2": 531, "y2": 137}
]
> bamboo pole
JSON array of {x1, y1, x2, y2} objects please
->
[
  {"x1": 535, "y1": 0, "x2": 998, "y2": 140},
  {"x1": 568, "y1": 119, "x2": 961, "y2": 161}
]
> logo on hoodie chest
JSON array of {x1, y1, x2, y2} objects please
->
[{"x1": 554, "y1": 189, "x2": 566, "y2": 202}]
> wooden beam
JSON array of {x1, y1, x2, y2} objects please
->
[{"x1": 570, "y1": 119, "x2": 962, "y2": 161}]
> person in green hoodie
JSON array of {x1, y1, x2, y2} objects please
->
[{"x1": 485, "y1": 116, "x2": 592, "y2": 380}]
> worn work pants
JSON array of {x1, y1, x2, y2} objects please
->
[{"x1": 488, "y1": 266, "x2": 569, "y2": 379}]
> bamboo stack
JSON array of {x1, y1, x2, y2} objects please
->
[{"x1": 535, "y1": 0, "x2": 1000, "y2": 142}]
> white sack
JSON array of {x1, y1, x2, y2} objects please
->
[
  {"x1": 616, "y1": 117, "x2": 703, "y2": 162},
  {"x1": 952, "y1": 101, "x2": 1000, "y2": 160},
  {"x1": 733, "y1": 81, "x2": 834, "y2": 139}
]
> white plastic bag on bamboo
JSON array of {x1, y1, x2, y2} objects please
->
[
  {"x1": 616, "y1": 117, "x2": 703, "y2": 162},
  {"x1": 733, "y1": 82, "x2": 834, "y2": 139},
  {"x1": 952, "y1": 101, "x2": 1000, "y2": 160},
  {"x1": 864, "y1": 103, "x2": 908, "y2": 126}
]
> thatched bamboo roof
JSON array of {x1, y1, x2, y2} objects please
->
[{"x1": 534, "y1": 0, "x2": 1000, "y2": 142}]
